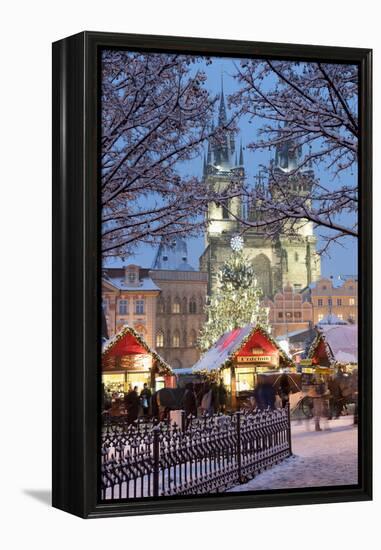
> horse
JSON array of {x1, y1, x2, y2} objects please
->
[
  {"x1": 328, "y1": 370, "x2": 358, "y2": 418},
  {"x1": 151, "y1": 387, "x2": 188, "y2": 421}
]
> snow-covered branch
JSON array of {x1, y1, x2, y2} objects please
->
[
  {"x1": 228, "y1": 60, "x2": 358, "y2": 250},
  {"x1": 101, "y1": 51, "x2": 236, "y2": 257}
]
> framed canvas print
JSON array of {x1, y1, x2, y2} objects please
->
[{"x1": 52, "y1": 31, "x2": 372, "y2": 518}]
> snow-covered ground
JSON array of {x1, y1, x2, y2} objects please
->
[{"x1": 229, "y1": 415, "x2": 358, "y2": 492}]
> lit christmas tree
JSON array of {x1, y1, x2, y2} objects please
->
[{"x1": 198, "y1": 236, "x2": 270, "y2": 351}]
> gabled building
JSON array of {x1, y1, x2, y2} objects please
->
[
  {"x1": 102, "y1": 264, "x2": 160, "y2": 347},
  {"x1": 150, "y1": 236, "x2": 207, "y2": 370},
  {"x1": 308, "y1": 277, "x2": 358, "y2": 325},
  {"x1": 262, "y1": 283, "x2": 313, "y2": 337}
]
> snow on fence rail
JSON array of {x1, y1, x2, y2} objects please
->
[{"x1": 101, "y1": 408, "x2": 291, "y2": 500}]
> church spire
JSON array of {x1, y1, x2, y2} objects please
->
[
  {"x1": 239, "y1": 140, "x2": 244, "y2": 166},
  {"x1": 218, "y1": 72, "x2": 227, "y2": 126}
]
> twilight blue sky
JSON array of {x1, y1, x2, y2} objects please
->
[{"x1": 104, "y1": 56, "x2": 358, "y2": 281}]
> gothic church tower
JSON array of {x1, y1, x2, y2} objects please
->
[{"x1": 200, "y1": 83, "x2": 321, "y2": 298}]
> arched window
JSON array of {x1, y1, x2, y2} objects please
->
[
  {"x1": 222, "y1": 200, "x2": 229, "y2": 219},
  {"x1": 166, "y1": 296, "x2": 171, "y2": 314},
  {"x1": 189, "y1": 297, "x2": 197, "y2": 314},
  {"x1": 172, "y1": 297, "x2": 181, "y2": 314},
  {"x1": 156, "y1": 330, "x2": 164, "y2": 348},
  {"x1": 172, "y1": 330, "x2": 180, "y2": 348},
  {"x1": 157, "y1": 296, "x2": 165, "y2": 314},
  {"x1": 182, "y1": 296, "x2": 187, "y2": 314},
  {"x1": 189, "y1": 329, "x2": 197, "y2": 347}
]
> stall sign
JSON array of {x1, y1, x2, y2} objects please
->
[
  {"x1": 237, "y1": 355, "x2": 274, "y2": 363},
  {"x1": 300, "y1": 359, "x2": 313, "y2": 366}
]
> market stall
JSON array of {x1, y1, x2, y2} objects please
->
[
  {"x1": 193, "y1": 324, "x2": 295, "y2": 409},
  {"x1": 306, "y1": 324, "x2": 358, "y2": 375},
  {"x1": 102, "y1": 324, "x2": 173, "y2": 399}
]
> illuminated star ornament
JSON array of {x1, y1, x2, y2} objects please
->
[{"x1": 230, "y1": 235, "x2": 244, "y2": 252}]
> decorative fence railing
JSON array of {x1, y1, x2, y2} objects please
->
[{"x1": 101, "y1": 408, "x2": 291, "y2": 500}]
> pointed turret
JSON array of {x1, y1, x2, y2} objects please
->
[
  {"x1": 274, "y1": 129, "x2": 303, "y2": 173},
  {"x1": 239, "y1": 140, "x2": 244, "y2": 166},
  {"x1": 218, "y1": 73, "x2": 227, "y2": 126}
]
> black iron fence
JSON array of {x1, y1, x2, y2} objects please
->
[{"x1": 101, "y1": 407, "x2": 291, "y2": 500}]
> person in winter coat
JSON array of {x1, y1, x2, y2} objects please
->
[
  {"x1": 307, "y1": 381, "x2": 329, "y2": 431},
  {"x1": 253, "y1": 379, "x2": 276, "y2": 410},
  {"x1": 278, "y1": 374, "x2": 291, "y2": 408},
  {"x1": 211, "y1": 382, "x2": 219, "y2": 414},
  {"x1": 218, "y1": 381, "x2": 228, "y2": 413},
  {"x1": 328, "y1": 375, "x2": 342, "y2": 419},
  {"x1": 183, "y1": 382, "x2": 197, "y2": 419},
  {"x1": 125, "y1": 386, "x2": 140, "y2": 424},
  {"x1": 200, "y1": 384, "x2": 214, "y2": 415},
  {"x1": 140, "y1": 383, "x2": 151, "y2": 417}
]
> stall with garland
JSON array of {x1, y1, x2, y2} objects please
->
[
  {"x1": 193, "y1": 324, "x2": 295, "y2": 409},
  {"x1": 303, "y1": 324, "x2": 358, "y2": 379},
  {"x1": 102, "y1": 325, "x2": 173, "y2": 395}
]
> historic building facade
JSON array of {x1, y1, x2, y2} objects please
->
[
  {"x1": 262, "y1": 283, "x2": 313, "y2": 337},
  {"x1": 102, "y1": 264, "x2": 160, "y2": 348},
  {"x1": 150, "y1": 237, "x2": 207, "y2": 370},
  {"x1": 102, "y1": 240, "x2": 208, "y2": 371},
  {"x1": 308, "y1": 277, "x2": 358, "y2": 325},
  {"x1": 199, "y1": 83, "x2": 321, "y2": 299}
]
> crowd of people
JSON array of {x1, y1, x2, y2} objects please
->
[
  {"x1": 102, "y1": 368, "x2": 358, "y2": 429},
  {"x1": 102, "y1": 383, "x2": 152, "y2": 423}
]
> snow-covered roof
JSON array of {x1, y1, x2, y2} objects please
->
[
  {"x1": 275, "y1": 328, "x2": 312, "y2": 340},
  {"x1": 152, "y1": 236, "x2": 195, "y2": 271},
  {"x1": 318, "y1": 313, "x2": 348, "y2": 326},
  {"x1": 106, "y1": 275, "x2": 160, "y2": 292},
  {"x1": 320, "y1": 325, "x2": 358, "y2": 364},
  {"x1": 193, "y1": 324, "x2": 293, "y2": 373}
]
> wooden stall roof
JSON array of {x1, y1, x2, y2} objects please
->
[
  {"x1": 102, "y1": 324, "x2": 172, "y2": 375},
  {"x1": 193, "y1": 324, "x2": 294, "y2": 374},
  {"x1": 308, "y1": 324, "x2": 358, "y2": 366}
]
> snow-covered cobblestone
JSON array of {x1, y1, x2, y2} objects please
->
[{"x1": 229, "y1": 416, "x2": 358, "y2": 492}]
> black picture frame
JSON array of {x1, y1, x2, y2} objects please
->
[{"x1": 52, "y1": 31, "x2": 372, "y2": 519}]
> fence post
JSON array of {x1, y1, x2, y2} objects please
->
[
  {"x1": 153, "y1": 426, "x2": 160, "y2": 498},
  {"x1": 236, "y1": 411, "x2": 242, "y2": 483},
  {"x1": 286, "y1": 403, "x2": 292, "y2": 456},
  {"x1": 181, "y1": 410, "x2": 186, "y2": 432}
]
